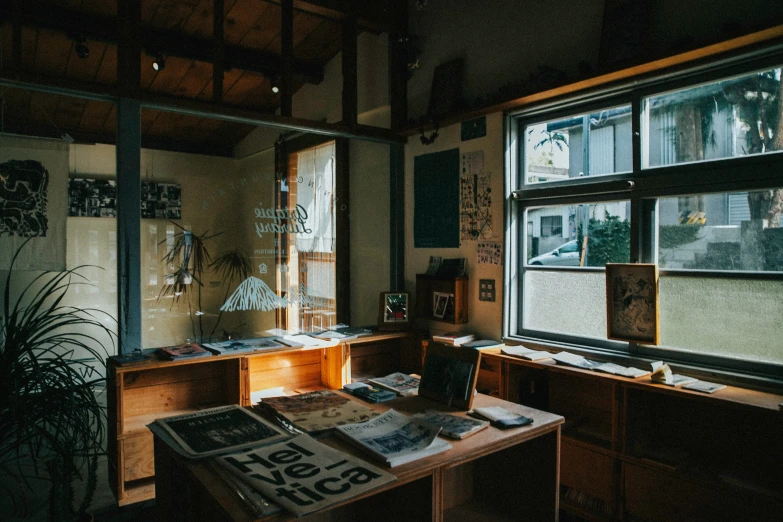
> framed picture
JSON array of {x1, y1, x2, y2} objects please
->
[
  {"x1": 432, "y1": 291, "x2": 451, "y2": 319},
  {"x1": 605, "y1": 263, "x2": 659, "y2": 345},
  {"x1": 378, "y1": 292, "x2": 410, "y2": 330},
  {"x1": 419, "y1": 343, "x2": 481, "y2": 410}
]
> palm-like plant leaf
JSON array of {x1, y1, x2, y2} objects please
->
[{"x1": 1, "y1": 240, "x2": 116, "y2": 520}]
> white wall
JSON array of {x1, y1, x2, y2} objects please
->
[{"x1": 405, "y1": 113, "x2": 505, "y2": 339}]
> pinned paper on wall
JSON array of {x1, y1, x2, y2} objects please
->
[
  {"x1": 460, "y1": 150, "x2": 493, "y2": 241},
  {"x1": 477, "y1": 241, "x2": 502, "y2": 265}
]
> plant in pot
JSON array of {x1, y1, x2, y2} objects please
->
[{"x1": 0, "y1": 241, "x2": 115, "y2": 521}]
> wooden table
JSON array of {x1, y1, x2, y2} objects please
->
[{"x1": 153, "y1": 393, "x2": 564, "y2": 522}]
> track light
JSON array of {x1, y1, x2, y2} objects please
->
[
  {"x1": 73, "y1": 35, "x2": 89, "y2": 59},
  {"x1": 271, "y1": 77, "x2": 280, "y2": 94},
  {"x1": 153, "y1": 53, "x2": 166, "y2": 71}
]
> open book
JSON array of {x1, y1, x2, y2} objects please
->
[
  {"x1": 501, "y1": 345, "x2": 554, "y2": 361},
  {"x1": 335, "y1": 409, "x2": 451, "y2": 467}
]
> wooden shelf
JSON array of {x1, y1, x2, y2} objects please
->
[
  {"x1": 480, "y1": 348, "x2": 783, "y2": 522},
  {"x1": 107, "y1": 333, "x2": 413, "y2": 507},
  {"x1": 415, "y1": 274, "x2": 469, "y2": 324}
]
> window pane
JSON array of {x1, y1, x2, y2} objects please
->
[
  {"x1": 523, "y1": 270, "x2": 607, "y2": 339},
  {"x1": 524, "y1": 105, "x2": 632, "y2": 185},
  {"x1": 659, "y1": 277, "x2": 783, "y2": 365},
  {"x1": 642, "y1": 66, "x2": 783, "y2": 168},
  {"x1": 527, "y1": 202, "x2": 630, "y2": 266},
  {"x1": 658, "y1": 189, "x2": 783, "y2": 272}
]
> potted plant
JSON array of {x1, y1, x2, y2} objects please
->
[{"x1": 0, "y1": 240, "x2": 115, "y2": 521}]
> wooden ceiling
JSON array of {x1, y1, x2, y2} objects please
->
[{"x1": 0, "y1": 0, "x2": 391, "y2": 156}]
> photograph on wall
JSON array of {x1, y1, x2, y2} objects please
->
[
  {"x1": 68, "y1": 178, "x2": 181, "y2": 219},
  {"x1": 460, "y1": 150, "x2": 493, "y2": 241},
  {"x1": 605, "y1": 263, "x2": 659, "y2": 345}
]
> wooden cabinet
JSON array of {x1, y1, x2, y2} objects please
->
[
  {"x1": 480, "y1": 349, "x2": 783, "y2": 521},
  {"x1": 415, "y1": 273, "x2": 469, "y2": 323},
  {"x1": 107, "y1": 333, "x2": 411, "y2": 506}
]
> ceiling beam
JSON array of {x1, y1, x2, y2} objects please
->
[
  {"x1": 3, "y1": 3, "x2": 324, "y2": 85},
  {"x1": 0, "y1": 71, "x2": 406, "y2": 145}
]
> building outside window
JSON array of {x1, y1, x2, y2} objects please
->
[{"x1": 506, "y1": 54, "x2": 783, "y2": 380}]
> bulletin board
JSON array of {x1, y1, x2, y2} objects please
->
[{"x1": 414, "y1": 148, "x2": 460, "y2": 248}]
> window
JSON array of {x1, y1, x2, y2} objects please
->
[{"x1": 507, "y1": 53, "x2": 783, "y2": 380}]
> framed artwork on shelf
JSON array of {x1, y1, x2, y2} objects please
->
[
  {"x1": 605, "y1": 263, "x2": 659, "y2": 345},
  {"x1": 432, "y1": 291, "x2": 451, "y2": 319},
  {"x1": 419, "y1": 343, "x2": 481, "y2": 410},
  {"x1": 378, "y1": 292, "x2": 410, "y2": 331}
]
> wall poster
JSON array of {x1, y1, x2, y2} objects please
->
[
  {"x1": 68, "y1": 178, "x2": 182, "y2": 219},
  {"x1": 460, "y1": 150, "x2": 493, "y2": 241},
  {"x1": 0, "y1": 134, "x2": 68, "y2": 271},
  {"x1": 414, "y1": 148, "x2": 460, "y2": 248}
]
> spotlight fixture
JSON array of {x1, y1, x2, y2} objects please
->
[
  {"x1": 152, "y1": 53, "x2": 166, "y2": 71},
  {"x1": 271, "y1": 77, "x2": 280, "y2": 94},
  {"x1": 73, "y1": 35, "x2": 89, "y2": 59}
]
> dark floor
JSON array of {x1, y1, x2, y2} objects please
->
[{"x1": 92, "y1": 500, "x2": 156, "y2": 522}]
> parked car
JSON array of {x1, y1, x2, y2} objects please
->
[{"x1": 528, "y1": 240, "x2": 580, "y2": 266}]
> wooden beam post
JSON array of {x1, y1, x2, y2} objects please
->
[
  {"x1": 281, "y1": 0, "x2": 294, "y2": 117},
  {"x1": 116, "y1": 98, "x2": 142, "y2": 354},
  {"x1": 388, "y1": 0, "x2": 408, "y2": 132},
  {"x1": 116, "y1": 0, "x2": 141, "y2": 96},
  {"x1": 213, "y1": 0, "x2": 225, "y2": 104},
  {"x1": 341, "y1": 1, "x2": 358, "y2": 128}
]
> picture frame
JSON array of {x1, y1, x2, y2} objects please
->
[
  {"x1": 605, "y1": 263, "x2": 659, "y2": 345},
  {"x1": 419, "y1": 343, "x2": 481, "y2": 410},
  {"x1": 432, "y1": 291, "x2": 451, "y2": 319},
  {"x1": 378, "y1": 292, "x2": 410, "y2": 331}
]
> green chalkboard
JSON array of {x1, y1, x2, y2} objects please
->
[{"x1": 414, "y1": 148, "x2": 460, "y2": 248}]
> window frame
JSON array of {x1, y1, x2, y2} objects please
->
[{"x1": 504, "y1": 47, "x2": 783, "y2": 383}]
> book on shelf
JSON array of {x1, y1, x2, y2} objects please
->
[
  {"x1": 334, "y1": 409, "x2": 452, "y2": 467},
  {"x1": 413, "y1": 409, "x2": 489, "y2": 439},
  {"x1": 501, "y1": 345, "x2": 554, "y2": 361},
  {"x1": 550, "y1": 351, "x2": 601, "y2": 370},
  {"x1": 468, "y1": 406, "x2": 534, "y2": 429},
  {"x1": 254, "y1": 390, "x2": 381, "y2": 435},
  {"x1": 202, "y1": 337, "x2": 284, "y2": 355},
  {"x1": 683, "y1": 380, "x2": 726, "y2": 394},
  {"x1": 216, "y1": 434, "x2": 395, "y2": 517},
  {"x1": 157, "y1": 342, "x2": 212, "y2": 360},
  {"x1": 148, "y1": 404, "x2": 290, "y2": 458},
  {"x1": 342, "y1": 382, "x2": 397, "y2": 403},
  {"x1": 461, "y1": 338, "x2": 504, "y2": 349},
  {"x1": 593, "y1": 362, "x2": 651, "y2": 379},
  {"x1": 424, "y1": 255, "x2": 442, "y2": 275},
  {"x1": 280, "y1": 334, "x2": 333, "y2": 348},
  {"x1": 662, "y1": 374, "x2": 699, "y2": 387},
  {"x1": 333, "y1": 325, "x2": 373, "y2": 337},
  {"x1": 367, "y1": 372, "x2": 420, "y2": 396},
  {"x1": 431, "y1": 331, "x2": 475, "y2": 346}
]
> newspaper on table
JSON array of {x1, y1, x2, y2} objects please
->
[
  {"x1": 215, "y1": 434, "x2": 396, "y2": 517},
  {"x1": 335, "y1": 409, "x2": 452, "y2": 467},
  {"x1": 149, "y1": 404, "x2": 291, "y2": 458}
]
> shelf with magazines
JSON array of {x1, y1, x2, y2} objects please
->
[
  {"x1": 107, "y1": 332, "x2": 412, "y2": 507},
  {"x1": 478, "y1": 347, "x2": 783, "y2": 522}
]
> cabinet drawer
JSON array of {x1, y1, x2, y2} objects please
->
[
  {"x1": 561, "y1": 441, "x2": 614, "y2": 509},
  {"x1": 123, "y1": 431, "x2": 155, "y2": 482}
]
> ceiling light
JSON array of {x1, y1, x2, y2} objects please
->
[
  {"x1": 153, "y1": 53, "x2": 166, "y2": 71},
  {"x1": 271, "y1": 77, "x2": 280, "y2": 94},
  {"x1": 73, "y1": 35, "x2": 89, "y2": 59}
]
